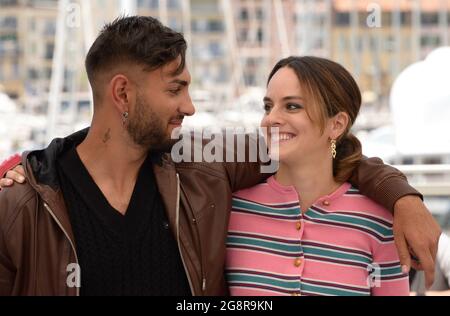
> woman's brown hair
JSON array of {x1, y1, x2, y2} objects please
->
[{"x1": 267, "y1": 56, "x2": 362, "y2": 182}]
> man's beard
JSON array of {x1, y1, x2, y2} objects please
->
[{"x1": 126, "y1": 96, "x2": 177, "y2": 153}]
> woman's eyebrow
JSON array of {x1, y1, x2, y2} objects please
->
[
  {"x1": 263, "y1": 96, "x2": 304, "y2": 102},
  {"x1": 282, "y1": 96, "x2": 304, "y2": 101}
]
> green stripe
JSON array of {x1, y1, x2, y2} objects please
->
[
  {"x1": 232, "y1": 199, "x2": 300, "y2": 216},
  {"x1": 380, "y1": 266, "x2": 403, "y2": 276},
  {"x1": 301, "y1": 283, "x2": 369, "y2": 296},
  {"x1": 302, "y1": 246, "x2": 371, "y2": 264},
  {"x1": 306, "y1": 208, "x2": 393, "y2": 237},
  {"x1": 227, "y1": 273, "x2": 300, "y2": 290},
  {"x1": 227, "y1": 236, "x2": 302, "y2": 253}
]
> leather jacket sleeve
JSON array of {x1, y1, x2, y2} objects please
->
[
  {"x1": 348, "y1": 156, "x2": 422, "y2": 213},
  {"x1": 221, "y1": 133, "x2": 269, "y2": 192}
]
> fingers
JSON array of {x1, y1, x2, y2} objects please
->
[
  {"x1": 13, "y1": 165, "x2": 26, "y2": 177},
  {"x1": 416, "y1": 249, "x2": 435, "y2": 289},
  {"x1": 0, "y1": 178, "x2": 13, "y2": 188},
  {"x1": 5, "y1": 170, "x2": 25, "y2": 183},
  {"x1": 394, "y1": 233, "x2": 411, "y2": 274},
  {"x1": 408, "y1": 246, "x2": 422, "y2": 270},
  {"x1": 407, "y1": 237, "x2": 435, "y2": 288},
  {"x1": 410, "y1": 260, "x2": 423, "y2": 271},
  {"x1": 428, "y1": 222, "x2": 440, "y2": 265}
]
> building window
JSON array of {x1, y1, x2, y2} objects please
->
[
  {"x1": 168, "y1": 0, "x2": 179, "y2": 9},
  {"x1": 335, "y1": 12, "x2": 350, "y2": 26},
  {"x1": 256, "y1": 8, "x2": 264, "y2": 20},
  {"x1": 423, "y1": 156, "x2": 442, "y2": 165},
  {"x1": 421, "y1": 35, "x2": 441, "y2": 47},
  {"x1": 44, "y1": 20, "x2": 56, "y2": 36},
  {"x1": 192, "y1": 20, "x2": 223, "y2": 32},
  {"x1": 209, "y1": 42, "x2": 223, "y2": 57},
  {"x1": 45, "y1": 43, "x2": 54, "y2": 60},
  {"x1": 421, "y1": 13, "x2": 439, "y2": 25},
  {"x1": 0, "y1": 0, "x2": 19, "y2": 6},
  {"x1": 257, "y1": 28, "x2": 263, "y2": 43},
  {"x1": 240, "y1": 8, "x2": 249, "y2": 21},
  {"x1": 2, "y1": 16, "x2": 17, "y2": 28},
  {"x1": 208, "y1": 20, "x2": 223, "y2": 32},
  {"x1": 28, "y1": 67, "x2": 38, "y2": 80},
  {"x1": 401, "y1": 157, "x2": 414, "y2": 165},
  {"x1": 400, "y1": 12, "x2": 411, "y2": 25}
]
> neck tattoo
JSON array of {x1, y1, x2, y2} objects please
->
[{"x1": 102, "y1": 128, "x2": 111, "y2": 143}]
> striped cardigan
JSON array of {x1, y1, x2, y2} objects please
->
[{"x1": 225, "y1": 176, "x2": 409, "y2": 296}]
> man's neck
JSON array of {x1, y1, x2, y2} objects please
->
[
  {"x1": 75, "y1": 125, "x2": 148, "y2": 214},
  {"x1": 275, "y1": 157, "x2": 341, "y2": 212}
]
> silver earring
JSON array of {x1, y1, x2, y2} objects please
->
[{"x1": 122, "y1": 111, "x2": 129, "y2": 125}]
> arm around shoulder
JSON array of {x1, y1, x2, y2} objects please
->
[{"x1": 349, "y1": 156, "x2": 421, "y2": 212}]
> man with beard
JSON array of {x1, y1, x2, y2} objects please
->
[
  {"x1": 0, "y1": 16, "x2": 196, "y2": 296},
  {"x1": 0, "y1": 16, "x2": 441, "y2": 295}
]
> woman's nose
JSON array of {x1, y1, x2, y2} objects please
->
[{"x1": 265, "y1": 108, "x2": 284, "y2": 127}]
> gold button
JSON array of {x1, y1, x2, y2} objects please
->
[
  {"x1": 291, "y1": 292, "x2": 301, "y2": 296},
  {"x1": 296, "y1": 222, "x2": 302, "y2": 230},
  {"x1": 322, "y1": 200, "x2": 330, "y2": 206},
  {"x1": 294, "y1": 258, "x2": 302, "y2": 267}
]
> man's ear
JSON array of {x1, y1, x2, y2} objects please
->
[
  {"x1": 110, "y1": 74, "x2": 133, "y2": 114},
  {"x1": 330, "y1": 112, "x2": 350, "y2": 140}
]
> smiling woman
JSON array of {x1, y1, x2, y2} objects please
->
[
  {"x1": 261, "y1": 56, "x2": 362, "y2": 183},
  {"x1": 225, "y1": 56, "x2": 410, "y2": 296}
]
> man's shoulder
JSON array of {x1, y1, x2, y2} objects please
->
[{"x1": 0, "y1": 182, "x2": 38, "y2": 232}]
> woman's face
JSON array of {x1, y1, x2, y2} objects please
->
[{"x1": 260, "y1": 66, "x2": 331, "y2": 164}]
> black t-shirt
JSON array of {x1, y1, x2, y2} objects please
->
[{"x1": 56, "y1": 147, "x2": 191, "y2": 296}]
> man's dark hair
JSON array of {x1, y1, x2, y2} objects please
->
[{"x1": 85, "y1": 16, "x2": 187, "y2": 98}]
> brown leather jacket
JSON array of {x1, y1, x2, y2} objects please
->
[{"x1": 0, "y1": 129, "x2": 420, "y2": 296}]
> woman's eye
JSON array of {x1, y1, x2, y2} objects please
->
[
  {"x1": 286, "y1": 103, "x2": 302, "y2": 110},
  {"x1": 263, "y1": 104, "x2": 272, "y2": 113}
]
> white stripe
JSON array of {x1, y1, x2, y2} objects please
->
[
  {"x1": 229, "y1": 230, "x2": 302, "y2": 243},
  {"x1": 227, "y1": 247, "x2": 302, "y2": 259},
  {"x1": 304, "y1": 215, "x2": 394, "y2": 240},
  {"x1": 301, "y1": 239, "x2": 373, "y2": 259},
  {"x1": 309, "y1": 207, "x2": 393, "y2": 231}
]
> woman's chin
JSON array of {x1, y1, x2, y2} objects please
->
[{"x1": 269, "y1": 147, "x2": 297, "y2": 164}]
